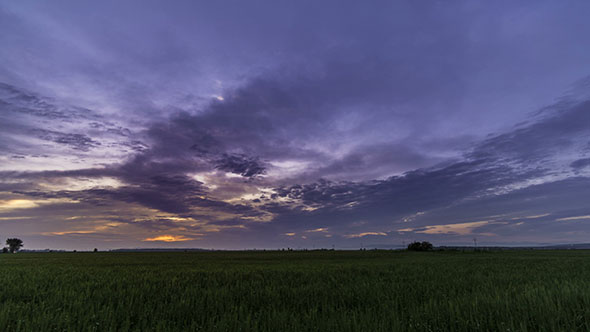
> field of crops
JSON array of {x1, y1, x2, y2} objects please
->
[{"x1": 1, "y1": 250, "x2": 590, "y2": 331}]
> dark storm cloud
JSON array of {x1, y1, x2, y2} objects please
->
[{"x1": 214, "y1": 154, "x2": 267, "y2": 178}]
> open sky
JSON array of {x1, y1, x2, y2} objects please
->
[{"x1": 2, "y1": 1, "x2": 590, "y2": 250}]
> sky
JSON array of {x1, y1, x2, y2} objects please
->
[{"x1": 1, "y1": 1, "x2": 590, "y2": 250}]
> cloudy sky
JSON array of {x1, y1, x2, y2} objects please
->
[{"x1": 1, "y1": 1, "x2": 590, "y2": 250}]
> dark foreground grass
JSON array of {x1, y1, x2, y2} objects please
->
[{"x1": 1, "y1": 250, "x2": 590, "y2": 331}]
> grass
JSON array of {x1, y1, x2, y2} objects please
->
[{"x1": 1, "y1": 250, "x2": 590, "y2": 331}]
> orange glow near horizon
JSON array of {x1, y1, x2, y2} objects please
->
[{"x1": 143, "y1": 235, "x2": 195, "y2": 242}]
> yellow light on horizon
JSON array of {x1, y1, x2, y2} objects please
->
[
  {"x1": 143, "y1": 235, "x2": 195, "y2": 242},
  {"x1": 0, "y1": 198, "x2": 78, "y2": 212},
  {"x1": 0, "y1": 199, "x2": 39, "y2": 210}
]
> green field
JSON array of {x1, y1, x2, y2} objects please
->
[{"x1": 1, "y1": 250, "x2": 590, "y2": 331}]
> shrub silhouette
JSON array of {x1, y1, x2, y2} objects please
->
[{"x1": 407, "y1": 241, "x2": 433, "y2": 251}]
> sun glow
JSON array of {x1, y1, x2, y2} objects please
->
[
  {"x1": 0, "y1": 198, "x2": 78, "y2": 211},
  {"x1": 143, "y1": 235, "x2": 196, "y2": 242}
]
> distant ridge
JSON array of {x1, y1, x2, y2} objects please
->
[
  {"x1": 110, "y1": 248, "x2": 212, "y2": 252},
  {"x1": 16, "y1": 244, "x2": 590, "y2": 252},
  {"x1": 437, "y1": 243, "x2": 590, "y2": 250}
]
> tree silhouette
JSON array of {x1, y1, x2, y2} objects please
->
[
  {"x1": 407, "y1": 241, "x2": 433, "y2": 251},
  {"x1": 6, "y1": 238, "x2": 23, "y2": 253}
]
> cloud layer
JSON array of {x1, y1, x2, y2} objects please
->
[{"x1": 1, "y1": 1, "x2": 590, "y2": 249}]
